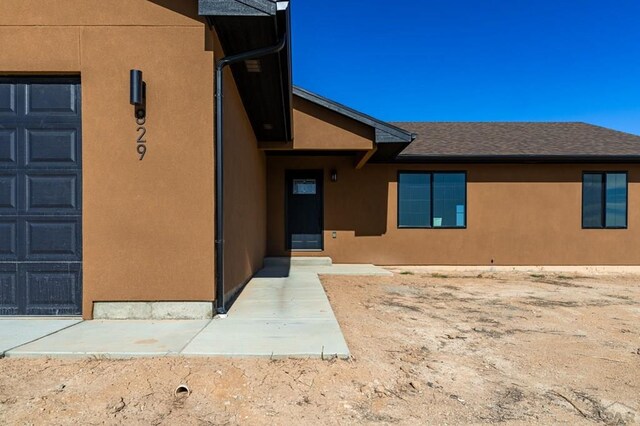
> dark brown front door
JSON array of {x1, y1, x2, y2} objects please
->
[{"x1": 285, "y1": 170, "x2": 323, "y2": 250}]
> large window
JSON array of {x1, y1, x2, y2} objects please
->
[
  {"x1": 398, "y1": 172, "x2": 466, "y2": 228},
  {"x1": 582, "y1": 172, "x2": 627, "y2": 229}
]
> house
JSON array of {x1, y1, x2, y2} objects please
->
[{"x1": 0, "y1": 0, "x2": 639, "y2": 319}]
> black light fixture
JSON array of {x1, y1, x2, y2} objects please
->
[
  {"x1": 330, "y1": 168, "x2": 338, "y2": 182},
  {"x1": 130, "y1": 69, "x2": 146, "y2": 119}
]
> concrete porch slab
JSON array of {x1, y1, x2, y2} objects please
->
[
  {"x1": 0, "y1": 319, "x2": 82, "y2": 356},
  {"x1": 310, "y1": 264, "x2": 393, "y2": 276},
  {"x1": 5, "y1": 320, "x2": 210, "y2": 358},
  {"x1": 264, "y1": 257, "x2": 332, "y2": 267}
]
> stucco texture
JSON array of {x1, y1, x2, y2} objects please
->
[
  {"x1": 260, "y1": 96, "x2": 374, "y2": 151},
  {"x1": 0, "y1": 1, "x2": 218, "y2": 318},
  {"x1": 267, "y1": 156, "x2": 640, "y2": 266},
  {"x1": 212, "y1": 30, "x2": 268, "y2": 302}
]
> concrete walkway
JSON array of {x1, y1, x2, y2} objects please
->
[
  {"x1": 3, "y1": 262, "x2": 390, "y2": 358},
  {"x1": 0, "y1": 319, "x2": 82, "y2": 356}
]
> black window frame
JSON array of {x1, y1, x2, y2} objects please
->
[
  {"x1": 397, "y1": 170, "x2": 467, "y2": 229},
  {"x1": 582, "y1": 171, "x2": 628, "y2": 230}
]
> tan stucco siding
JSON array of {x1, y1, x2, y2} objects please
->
[
  {"x1": 0, "y1": 1, "x2": 203, "y2": 26},
  {"x1": 260, "y1": 96, "x2": 374, "y2": 151},
  {"x1": 0, "y1": 1, "x2": 216, "y2": 318},
  {"x1": 213, "y1": 31, "x2": 268, "y2": 300},
  {"x1": 267, "y1": 156, "x2": 640, "y2": 265}
]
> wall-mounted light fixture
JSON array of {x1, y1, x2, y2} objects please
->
[
  {"x1": 130, "y1": 69, "x2": 146, "y2": 119},
  {"x1": 330, "y1": 168, "x2": 338, "y2": 182}
]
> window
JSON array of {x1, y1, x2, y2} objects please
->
[
  {"x1": 582, "y1": 172, "x2": 627, "y2": 229},
  {"x1": 398, "y1": 172, "x2": 466, "y2": 228},
  {"x1": 293, "y1": 179, "x2": 316, "y2": 195}
]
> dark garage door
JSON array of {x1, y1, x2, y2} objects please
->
[{"x1": 0, "y1": 77, "x2": 82, "y2": 316}]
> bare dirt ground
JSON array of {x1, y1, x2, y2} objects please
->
[{"x1": 1, "y1": 271, "x2": 639, "y2": 425}]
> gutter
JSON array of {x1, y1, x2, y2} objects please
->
[
  {"x1": 389, "y1": 154, "x2": 640, "y2": 164},
  {"x1": 214, "y1": 36, "x2": 287, "y2": 315}
]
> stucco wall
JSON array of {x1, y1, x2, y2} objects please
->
[
  {"x1": 259, "y1": 96, "x2": 374, "y2": 151},
  {"x1": 0, "y1": 1, "x2": 216, "y2": 318},
  {"x1": 267, "y1": 156, "x2": 640, "y2": 265},
  {"x1": 213, "y1": 31, "x2": 268, "y2": 301}
]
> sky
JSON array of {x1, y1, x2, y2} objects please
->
[{"x1": 291, "y1": 0, "x2": 640, "y2": 135}]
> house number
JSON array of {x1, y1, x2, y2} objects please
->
[{"x1": 136, "y1": 116, "x2": 147, "y2": 160}]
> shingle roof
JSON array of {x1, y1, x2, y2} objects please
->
[{"x1": 392, "y1": 122, "x2": 640, "y2": 161}]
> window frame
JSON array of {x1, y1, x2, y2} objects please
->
[
  {"x1": 397, "y1": 170, "x2": 468, "y2": 229},
  {"x1": 581, "y1": 171, "x2": 629, "y2": 230}
]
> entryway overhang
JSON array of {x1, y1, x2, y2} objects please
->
[
  {"x1": 292, "y1": 87, "x2": 415, "y2": 164},
  {"x1": 262, "y1": 86, "x2": 416, "y2": 167}
]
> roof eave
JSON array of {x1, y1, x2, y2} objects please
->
[
  {"x1": 201, "y1": 0, "x2": 293, "y2": 142},
  {"x1": 389, "y1": 154, "x2": 640, "y2": 164},
  {"x1": 199, "y1": 0, "x2": 289, "y2": 16}
]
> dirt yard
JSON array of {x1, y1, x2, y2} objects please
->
[{"x1": 1, "y1": 271, "x2": 639, "y2": 425}]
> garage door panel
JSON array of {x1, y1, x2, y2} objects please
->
[
  {"x1": 0, "y1": 174, "x2": 17, "y2": 212},
  {"x1": 0, "y1": 83, "x2": 17, "y2": 116},
  {"x1": 25, "y1": 83, "x2": 79, "y2": 117},
  {"x1": 0, "y1": 264, "x2": 19, "y2": 315},
  {"x1": 0, "y1": 129, "x2": 18, "y2": 167},
  {"x1": 24, "y1": 127, "x2": 80, "y2": 168},
  {"x1": 21, "y1": 263, "x2": 81, "y2": 316},
  {"x1": 24, "y1": 172, "x2": 80, "y2": 214},
  {"x1": 23, "y1": 218, "x2": 81, "y2": 261},
  {"x1": 0, "y1": 219, "x2": 18, "y2": 260}
]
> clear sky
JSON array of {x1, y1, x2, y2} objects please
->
[{"x1": 291, "y1": 1, "x2": 640, "y2": 135}]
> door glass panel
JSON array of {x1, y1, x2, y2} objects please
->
[{"x1": 293, "y1": 179, "x2": 316, "y2": 195}]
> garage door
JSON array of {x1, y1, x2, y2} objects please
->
[{"x1": 0, "y1": 77, "x2": 82, "y2": 316}]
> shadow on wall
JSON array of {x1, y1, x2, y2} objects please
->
[
  {"x1": 324, "y1": 170, "x2": 389, "y2": 236},
  {"x1": 147, "y1": 0, "x2": 198, "y2": 19}
]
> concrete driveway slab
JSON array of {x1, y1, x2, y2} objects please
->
[
  {"x1": 5, "y1": 320, "x2": 210, "y2": 358},
  {"x1": 0, "y1": 319, "x2": 82, "y2": 356}
]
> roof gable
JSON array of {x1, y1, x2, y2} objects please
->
[{"x1": 294, "y1": 87, "x2": 414, "y2": 144}]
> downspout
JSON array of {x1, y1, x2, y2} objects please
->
[{"x1": 214, "y1": 36, "x2": 287, "y2": 315}]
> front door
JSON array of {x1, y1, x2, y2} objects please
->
[{"x1": 285, "y1": 170, "x2": 323, "y2": 250}]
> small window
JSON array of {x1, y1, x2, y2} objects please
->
[
  {"x1": 293, "y1": 179, "x2": 316, "y2": 195},
  {"x1": 398, "y1": 172, "x2": 466, "y2": 228},
  {"x1": 582, "y1": 172, "x2": 627, "y2": 229}
]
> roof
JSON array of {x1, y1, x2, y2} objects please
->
[
  {"x1": 294, "y1": 87, "x2": 414, "y2": 144},
  {"x1": 293, "y1": 87, "x2": 415, "y2": 162},
  {"x1": 199, "y1": 0, "x2": 288, "y2": 16},
  {"x1": 393, "y1": 122, "x2": 640, "y2": 162}
]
